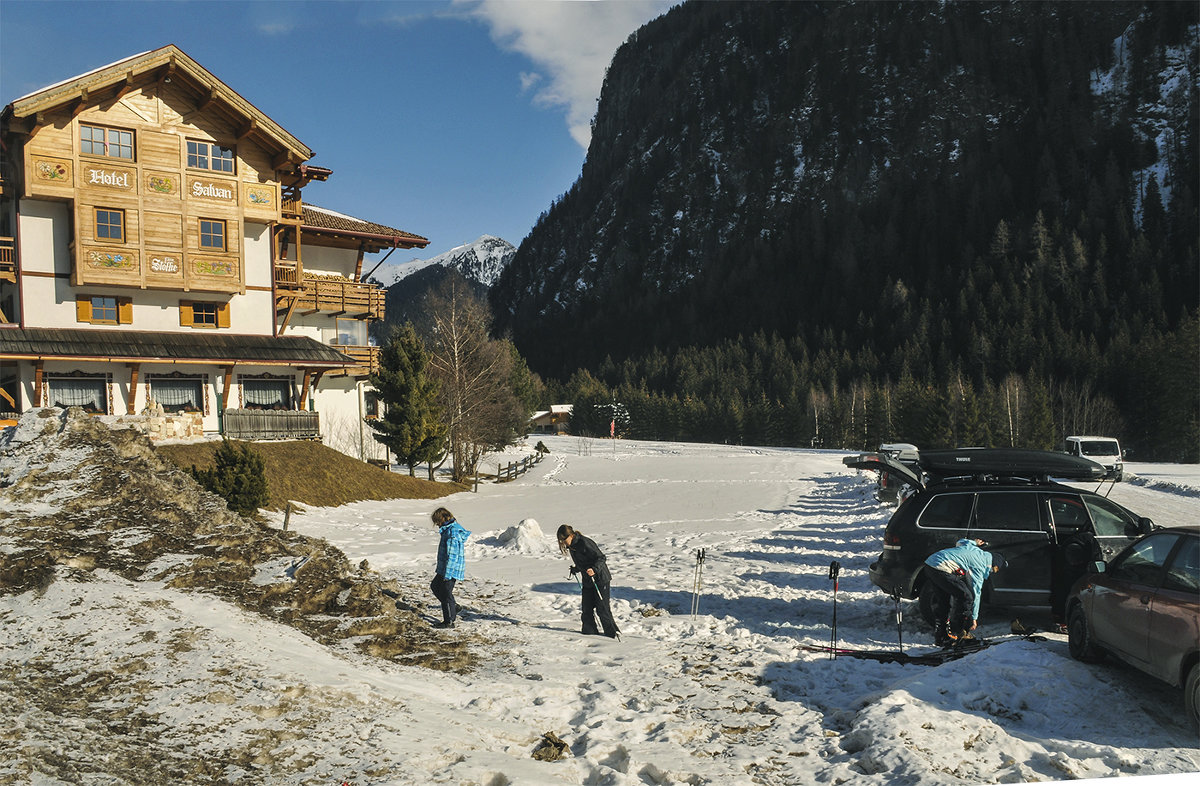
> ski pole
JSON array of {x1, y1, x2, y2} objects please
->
[
  {"x1": 590, "y1": 573, "x2": 606, "y2": 603},
  {"x1": 892, "y1": 590, "x2": 904, "y2": 652},
  {"x1": 828, "y1": 560, "x2": 841, "y2": 659},
  {"x1": 691, "y1": 548, "x2": 706, "y2": 618}
]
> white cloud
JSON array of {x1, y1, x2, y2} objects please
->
[{"x1": 461, "y1": 0, "x2": 675, "y2": 148}]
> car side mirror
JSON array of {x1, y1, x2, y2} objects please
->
[{"x1": 1138, "y1": 517, "x2": 1154, "y2": 535}]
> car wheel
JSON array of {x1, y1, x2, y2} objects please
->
[
  {"x1": 917, "y1": 582, "x2": 936, "y2": 627},
  {"x1": 1067, "y1": 604, "x2": 1104, "y2": 663},
  {"x1": 1185, "y1": 663, "x2": 1200, "y2": 731}
]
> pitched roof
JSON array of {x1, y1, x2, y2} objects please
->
[
  {"x1": 2, "y1": 44, "x2": 312, "y2": 164},
  {"x1": 303, "y1": 204, "x2": 430, "y2": 250},
  {"x1": 0, "y1": 327, "x2": 354, "y2": 368}
]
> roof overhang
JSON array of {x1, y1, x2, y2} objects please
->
[
  {"x1": 2, "y1": 45, "x2": 312, "y2": 166},
  {"x1": 0, "y1": 327, "x2": 353, "y2": 369}
]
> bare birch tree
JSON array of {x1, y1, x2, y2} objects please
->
[{"x1": 424, "y1": 277, "x2": 524, "y2": 483}]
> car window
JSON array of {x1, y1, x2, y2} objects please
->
[
  {"x1": 917, "y1": 493, "x2": 974, "y2": 529},
  {"x1": 1083, "y1": 495, "x2": 1139, "y2": 538},
  {"x1": 1109, "y1": 533, "x2": 1179, "y2": 586},
  {"x1": 972, "y1": 492, "x2": 1041, "y2": 532},
  {"x1": 1162, "y1": 535, "x2": 1200, "y2": 594},
  {"x1": 1047, "y1": 494, "x2": 1089, "y2": 531}
]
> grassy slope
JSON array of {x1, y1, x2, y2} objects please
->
[{"x1": 157, "y1": 440, "x2": 462, "y2": 511}]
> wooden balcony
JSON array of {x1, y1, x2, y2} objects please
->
[
  {"x1": 274, "y1": 260, "x2": 303, "y2": 291},
  {"x1": 0, "y1": 236, "x2": 14, "y2": 283},
  {"x1": 327, "y1": 344, "x2": 380, "y2": 377},
  {"x1": 292, "y1": 275, "x2": 386, "y2": 320}
]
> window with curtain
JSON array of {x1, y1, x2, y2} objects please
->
[
  {"x1": 150, "y1": 376, "x2": 204, "y2": 413},
  {"x1": 243, "y1": 378, "x2": 292, "y2": 410},
  {"x1": 48, "y1": 375, "x2": 108, "y2": 413}
]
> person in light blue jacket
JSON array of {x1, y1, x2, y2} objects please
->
[
  {"x1": 430, "y1": 507, "x2": 470, "y2": 628},
  {"x1": 923, "y1": 538, "x2": 1006, "y2": 645}
]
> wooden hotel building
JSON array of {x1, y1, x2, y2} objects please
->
[{"x1": 0, "y1": 46, "x2": 427, "y2": 457}]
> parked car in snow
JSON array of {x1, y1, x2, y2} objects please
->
[
  {"x1": 844, "y1": 448, "x2": 1154, "y2": 624},
  {"x1": 1064, "y1": 435, "x2": 1125, "y2": 481},
  {"x1": 1065, "y1": 526, "x2": 1200, "y2": 729}
]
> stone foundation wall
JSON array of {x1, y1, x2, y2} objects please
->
[{"x1": 112, "y1": 412, "x2": 206, "y2": 441}]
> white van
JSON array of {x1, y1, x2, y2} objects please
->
[{"x1": 1064, "y1": 436, "x2": 1124, "y2": 481}]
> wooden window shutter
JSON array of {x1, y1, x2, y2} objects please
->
[
  {"x1": 76, "y1": 296, "x2": 92, "y2": 322},
  {"x1": 118, "y1": 298, "x2": 133, "y2": 324},
  {"x1": 180, "y1": 301, "x2": 194, "y2": 327},
  {"x1": 217, "y1": 302, "x2": 230, "y2": 329}
]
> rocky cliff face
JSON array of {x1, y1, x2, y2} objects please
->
[{"x1": 490, "y1": 1, "x2": 1197, "y2": 381}]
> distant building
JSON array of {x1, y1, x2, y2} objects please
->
[
  {"x1": 529, "y1": 404, "x2": 572, "y2": 435},
  {"x1": 0, "y1": 45, "x2": 428, "y2": 460}
]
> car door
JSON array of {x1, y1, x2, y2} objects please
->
[
  {"x1": 968, "y1": 491, "x2": 1050, "y2": 606},
  {"x1": 1090, "y1": 532, "x2": 1181, "y2": 668},
  {"x1": 1146, "y1": 534, "x2": 1200, "y2": 685},
  {"x1": 1082, "y1": 495, "x2": 1146, "y2": 561}
]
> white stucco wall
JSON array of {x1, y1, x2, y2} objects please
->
[
  {"x1": 18, "y1": 199, "x2": 71, "y2": 275},
  {"x1": 301, "y1": 243, "x2": 359, "y2": 278}
]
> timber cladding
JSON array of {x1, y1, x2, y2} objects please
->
[{"x1": 22, "y1": 76, "x2": 281, "y2": 296}]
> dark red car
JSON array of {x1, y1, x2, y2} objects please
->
[{"x1": 1066, "y1": 526, "x2": 1200, "y2": 728}]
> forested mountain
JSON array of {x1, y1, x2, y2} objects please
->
[{"x1": 490, "y1": 1, "x2": 1198, "y2": 460}]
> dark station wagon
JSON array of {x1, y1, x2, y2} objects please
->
[{"x1": 845, "y1": 448, "x2": 1155, "y2": 623}]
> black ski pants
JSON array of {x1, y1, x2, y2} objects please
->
[
  {"x1": 431, "y1": 575, "x2": 458, "y2": 625},
  {"x1": 581, "y1": 575, "x2": 619, "y2": 638},
  {"x1": 923, "y1": 565, "x2": 974, "y2": 633}
]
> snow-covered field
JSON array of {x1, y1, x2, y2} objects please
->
[{"x1": 4, "y1": 434, "x2": 1198, "y2": 785}]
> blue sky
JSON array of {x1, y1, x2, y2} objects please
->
[{"x1": 0, "y1": 0, "x2": 674, "y2": 263}]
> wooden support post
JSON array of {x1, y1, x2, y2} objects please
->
[
  {"x1": 221, "y1": 365, "x2": 234, "y2": 411},
  {"x1": 127, "y1": 363, "x2": 140, "y2": 414},
  {"x1": 34, "y1": 360, "x2": 43, "y2": 407},
  {"x1": 299, "y1": 369, "x2": 312, "y2": 410}
]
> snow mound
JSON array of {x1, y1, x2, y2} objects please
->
[{"x1": 494, "y1": 518, "x2": 555, "y2": 554}]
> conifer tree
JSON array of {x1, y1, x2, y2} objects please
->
[
  {"x1": 368, "y1": 323, "x2": 447, "y2": 477},
  {"x1": 190, "y1": 439, "x2": 268, "y2": 516}
]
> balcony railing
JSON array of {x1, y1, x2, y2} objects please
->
[
  {"x1": 296, "y1": 275, "x2": 386, "y2": 319},
  {"x1": 0, "y1": 236, "x2": 14, "y2": 282},
  {"x1": 329, "y1": 344, "x2": 381, "y2": 375},
  {"x1": 274, "y1": 261, "x2": 303, "y2": 291},
  {"x1": 223, "y1": 409, "x2": 320, "y2": 440}
]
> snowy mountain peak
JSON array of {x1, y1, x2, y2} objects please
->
[{"x1": 377, "y1": 235, "x2": 516, "y2": 287}]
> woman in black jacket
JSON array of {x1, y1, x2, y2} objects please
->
[{"x1": 557, "y1": 525, "x2": 620, "y2": 639}]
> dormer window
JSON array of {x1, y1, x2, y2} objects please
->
[
  {"x1": 80, "y1": 124, "x2": 134, "y2": 160},
  {"x1": 187, "y1": 139, "x2": 235, "y2": 173}
]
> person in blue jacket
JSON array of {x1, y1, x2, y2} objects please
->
[
  {"x1": 923, "y1": 538, "x2": 1007, "y2": 645},
  {"x1": 430, "y1": 507, "x2": 470, "y2": 628}
]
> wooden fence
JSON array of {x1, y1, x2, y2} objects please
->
[
  {"x1": 223, "y1": 409, "x2": 320, "y2": 441},
  {"x1": 495, "y1": 452, "x2": 545, "y2": 483}
]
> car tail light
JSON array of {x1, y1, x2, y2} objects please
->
[{"x1": 883, "y1": 531, "x2": 901, "y2": 550}]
